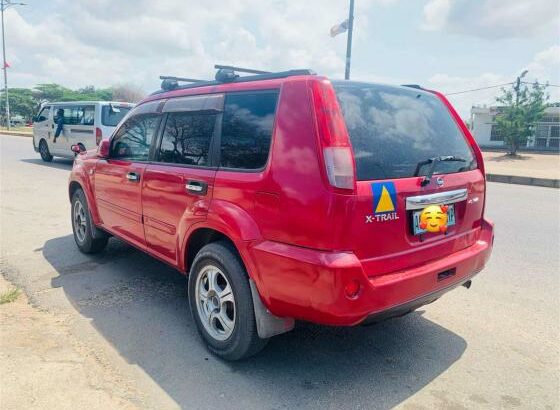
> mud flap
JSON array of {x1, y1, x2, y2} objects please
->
[{"x1": 249, "y1": 279, "x2": 294, "y2": 339}]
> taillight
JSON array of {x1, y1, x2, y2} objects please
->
[
  {"x1": 95, "y1": 127, "x2": 102, "y2": 145},
  {"x1": 324, "y1": 147, "x2": 355, "y2": 190},
  {"x1": 311, "y1": 79, "x2": 356, "y2": 192}
]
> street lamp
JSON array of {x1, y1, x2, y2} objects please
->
[{"x1": 1, "y1": 0, "x2": 25, "y2": 131}]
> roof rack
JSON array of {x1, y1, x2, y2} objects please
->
[{"x1": 155, "y1": 65, "x2": 316, "y2": 94}]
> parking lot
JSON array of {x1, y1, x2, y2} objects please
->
[{"x1": 1, "y1": 134, "x2": 558, "y2": 409}]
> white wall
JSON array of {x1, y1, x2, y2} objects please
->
[{"x1": 471, "y1": 109, "x2": 503, "y2": 147}]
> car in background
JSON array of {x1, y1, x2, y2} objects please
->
[
  {"x1": 68, "y1": 66, "x2": 494, "y2": 360},
  {"x1": 33, "y1": 101, "x2": 134, "y2": 161}
]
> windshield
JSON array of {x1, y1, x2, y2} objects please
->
[
  {"x1": 333, "y1": 82, "x2": 477, "y2": 181},
  {"x1": 101, "y1": 105, "x2": 132, "y2": 127}
]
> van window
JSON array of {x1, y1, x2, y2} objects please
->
[
  {"x1": 62, "y1": 106, "x2": 80, "y2": 125},
  {"x1": 333, "y1": 82, "x2": 477, "y2": 180},
  {"x1": 35, "y1": 107, "x2": 50, "y2": 122},
  {"x1": 158, "y1": 112, "x2": 216, "y2": 166},
  {"x1": 219, "y1": 91, "x2": 278, "y2": 170},
  {"x1": 81, "y1": 106, "x2": 95, "y2": 126},
  {"x1": 102, "y1": 105, "x2": 132, "y2": 127},
  {"x1": 111, "y1": 114, "x2": 160, "y2": 161}
]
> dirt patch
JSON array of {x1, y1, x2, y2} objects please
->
[{"x1": 0, "y1": 275, "x2": 141, "y2": 410}]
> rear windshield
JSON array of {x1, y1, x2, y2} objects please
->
[
  {"x1": 101, "y1": 105, "x2": 132, "y2": 127},
  {"x1": 333, "y1": 82, "x2": 476, "y2": 181}
]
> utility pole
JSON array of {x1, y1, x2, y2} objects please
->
[
  {"x1": 1, "y1": 0, "x2": 25, "y2": 130},
  {"x1": 344, "y1": 0, "x2": 355, "y2": 80}
]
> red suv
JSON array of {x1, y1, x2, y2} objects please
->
[{"x1": 69, "y1": 66, "x2": 494, "y2": 360}]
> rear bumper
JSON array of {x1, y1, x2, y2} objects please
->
[{"x1": 250, "y1": 219, "x2": 494, "y2": 326}]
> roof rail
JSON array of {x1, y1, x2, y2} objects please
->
[
  {"x1": 402, "y1": 84, "x2": 424, "y2": 90},
  {"x1": 154, "y1": 66, "x2": 316, "y2": 94}
]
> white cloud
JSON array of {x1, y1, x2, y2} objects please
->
[
  {"x1": 428, "y1": 45, "x2": 560, "y2": 117},
  {"x1": 421, "y1": 0, "x2": 559, "y2": 39},
  {"x1": 6, "y1": 0, "x2": 396, "y2": 94},
  {"x1": 422, "y1": 0, "x2": 450, "y2": 31}
]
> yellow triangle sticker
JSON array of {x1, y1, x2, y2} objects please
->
[{"x1": 375, "y1": 186, "x2": 395, "y2": 213}]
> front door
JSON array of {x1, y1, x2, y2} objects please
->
[
  {"x1": 33, "y1": 105, "x2": 51, "y2": 147},
  {"x1": 142, "y1": 106, "x2": 220, "y2": 265},
  {"x1": 94, "y1": 113, "x2": 161, "y2": 249}
]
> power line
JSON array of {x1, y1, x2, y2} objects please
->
[
  {"x1": 445, "y1": 81, "x2": 560, "y2": 96},
  {"x1": 445, "y1": 83, "x2": 513, "y2": 96}
]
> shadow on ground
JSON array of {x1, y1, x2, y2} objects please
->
[
  {"x1": 21, "y1": 158, "x2": 74, "y2": 170},
  {"x1": 46, "y1": 234, "x2": 466, "y2": 409},
  {"x1": 485, "y1": 154, "x2": 531, "y2": 162}
]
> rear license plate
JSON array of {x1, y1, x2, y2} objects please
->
[{"x1": 412, "y1": 204, "x2": 456, "y2": 235}]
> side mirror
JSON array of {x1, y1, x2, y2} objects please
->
[
  {"x1": 71, "y1": 144, "x2": 85, "y2": 154},
  {"x1": 98, "y1": 139, "x2": 110, "y2": 158}
]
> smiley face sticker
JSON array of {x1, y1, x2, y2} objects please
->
[{"x1": 419, "y1": 205, "x2": 449, "y2": 233}]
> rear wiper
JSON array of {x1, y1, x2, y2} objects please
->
[{"x1": 415, "y1": 156, "x2": 467, "y2": 187}]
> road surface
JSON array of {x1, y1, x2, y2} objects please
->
[{"x1": 1, "y1": 135, "x2": 558, "y2": 409}]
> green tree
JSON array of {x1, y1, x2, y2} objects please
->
[
  {"x1": 495, "y1": 71, "x2": 549, "y2": 155},
  {"x1": 2, "y1": 83, "x2": 118, "y2": 124},
  {"x1": 0, "y1": 88, "x2": 36, "y2": 122}
]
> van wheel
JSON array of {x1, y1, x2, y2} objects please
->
[
  {"x1": 71, "y1": 189, "x2": 108, "y2": 254},
  {"x1": 39, "y1": 139, "x2": 53, "y2": 162},
  {"x1": 188, "y1": 241, "x2": 268, "y2": 360}
]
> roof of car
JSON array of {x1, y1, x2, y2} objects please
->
[{"x1": 44, "y1": 101, "x2": 135, "y2": 106}]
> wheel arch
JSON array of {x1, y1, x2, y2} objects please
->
[
  {"x1": 68, "y1": 174, "x2": 101, "y2": 225},
  {"x1": 183, "y1": 227, "x2": 240, "y2": 275}
]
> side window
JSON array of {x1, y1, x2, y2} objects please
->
[
  {"x1": 35, "y1": 107, "x2": 50, "y2": 122},
  {"x1": 111, "y1": 114, "x2": 160, "y2": 161},
  {"x1": 81, "y1": 106, "x2": 95, "y2": 126},
  {"x1": 158, "y1": 112, "x2": 216, "y2": 166},
  {"x1": 63, "y1": 106, "x2": 80, "y2": 125},
  {"x1": 220, "y1": 91, "x2": 279, "y2": 170}
]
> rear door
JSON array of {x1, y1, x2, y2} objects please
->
[
  {"x1": 142, "y1": 94, "x2": 223, "y2": 265},
  {"x1": 333, "y1": 82, "x2": 485, "y2": 275},
  {"x1": 94, "y1": 113, "x2": 161, "y2": 249}
]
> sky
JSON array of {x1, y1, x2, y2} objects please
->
[{"x1": 5, "y1": 0, "x2": 560, "y2": 117}]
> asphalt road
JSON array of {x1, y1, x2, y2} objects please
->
[{"x1": 1, "y1": 134, "x2": 558, "y2": 410}]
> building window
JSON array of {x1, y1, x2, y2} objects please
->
[
  {"x1": 541, "y1": 114, "x2": 560, "y2": 123},
  {"x1": 490, "y1": 125, "x2": 504, "y2": 141}
]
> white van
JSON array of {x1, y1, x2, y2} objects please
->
[{"x1": 33, "y1": 101, "x2": 134, "y2": 161}]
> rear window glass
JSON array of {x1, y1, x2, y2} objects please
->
[
  {"x1": 333, "y1": 82, "x2": 476, "y2": 180},
  {"x1": 102, "y1": 105, "x2": 133, "y2": 127}
]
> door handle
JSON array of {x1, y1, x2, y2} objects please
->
[
  {"x1": 185, "y1": 180, "x2": 208, "y2": 195},
  {"x1": 126, "y1": 172, "x2": 140, "y2": 182}
]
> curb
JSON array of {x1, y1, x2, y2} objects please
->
[
  {"x1": 1, "y1": 131, "x2": 33, "y2": 137},
  {"x1": 486, "y1": 173, "x2": 560, "y2": 189}
]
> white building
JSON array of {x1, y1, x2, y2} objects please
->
[{"x1": 471, "y1": 105, "x2": 560, "y2": 151}]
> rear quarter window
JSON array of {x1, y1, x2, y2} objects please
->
[
  {"x1": 219, "y1": 91, "x2": 279, "y2": 170},
  {"x1": 333, "y1": 82, "x2": 476, "y2": 180},
  {"x1": 102, "y1": 105, "x2": 133, "y2": 127}
]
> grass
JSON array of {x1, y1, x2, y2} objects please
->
[{"x1": 0, "y1": 288, "x2": 20, "y2": 304}]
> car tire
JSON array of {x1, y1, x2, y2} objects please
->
[
  {"x1": 71, "y1": 189, "x2": 108, "y2": 254},
  {"x1": 39, "y1": 139, "x2": 53, "y2": 162},
  {"x1": 188, "y1": 241, "x2": 268, "y2": 361}
]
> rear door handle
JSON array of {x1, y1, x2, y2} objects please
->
[
  {"x1": 126, "y1": 172, "x2": 140, "y2": 182},
  {"x1": 185, "y1": 180, "x2": 208, "y2": 195}
]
